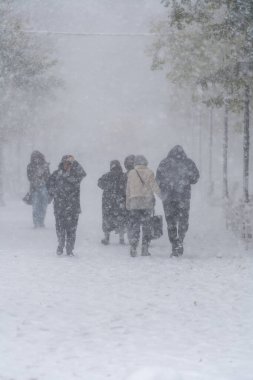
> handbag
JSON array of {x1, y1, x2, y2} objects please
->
[{"x1": 22, "y1": 191, "x2": 33, "y2": 205}]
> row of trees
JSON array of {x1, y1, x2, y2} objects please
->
[
  {"x1": 0, "y1": 0, "x2": 60, "y2": 204},
  {"x1": 150, "y1": 0, "x2": 252, "y2": 204}
]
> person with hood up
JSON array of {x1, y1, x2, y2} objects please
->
[
  {"x1": 98, "y1": 160, "x2": 126, "y2": 245},
  {"x1": 27, "y1": 150, "x2": 50, "y2": 228},
  {"x1": 47, "y1": 155, "x2": 86, "y2": 256},
  {"x1": 156, "y1": 145, "x2": 199, "y2": 257},
  {"x1": 126, "y1": 155, "x2": 160, "y2": 257}
]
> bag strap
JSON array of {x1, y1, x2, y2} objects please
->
[
  {"x1": 135, "y1": 169, "x2": 155, "y2": 216},
  {"x1": 135, "y1": 169, "x2": 145, "y2": 186}
]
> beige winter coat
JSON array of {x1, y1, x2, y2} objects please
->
[{"x1": 126, "y1": 165, "x2": 161, "y2": 210}]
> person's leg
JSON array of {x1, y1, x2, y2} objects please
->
[
  {"x1": 128, "y1": 210, "x2": 141, "y2": 256},
  {"x1": 55, "y1": 213, "x2": 66, "y2": 255},
  {"x1": 32, "y1": 190, "x2": 40, "y2": 227},
  {"x1": 38, "y1": 186, "x2": 48, "y2": 227},
  {"x1": 164, "y1": 201, "x2": 179, "y2": 255},
  {"x1": 101, "y1": 231, "x2": 110, "y2": 245},
  {"x1": 66, "y1": 214, "x2": 79, "y2": 255},
  {"x1": 119, "y1": 229, "x2": 125, "y2": 245},
  {"x1": 141, "y1": 210, "x2": 152, "y2": 256},
  {"x1": 177, "y1": 203, "x2": 190, "y2": 255}
]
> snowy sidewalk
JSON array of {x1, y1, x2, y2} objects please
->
[{"x1": 0, "y1": 200, "x2": 252, "y2": 380}]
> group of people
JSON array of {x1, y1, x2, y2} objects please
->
[
  {"x1": 27, "y1": 151, "x2": 86, "y2": 256},
  {"x1": 26, "y1": 145, "x2": 199, "y2": 257}
]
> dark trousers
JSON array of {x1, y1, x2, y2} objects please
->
[
  {"x1": 163, "y1": 201, "x2": 190, "y2": 244},
  {"x1": 128, "y1": 209, "x2": 152, "y2": 248},
  {"x1": 55, "y1": 213, "x2": 79, "y2": 253}
]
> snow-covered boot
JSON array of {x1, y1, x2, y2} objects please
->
[
  {"x1": 177, "y1": 241, "x2": 184, "y2": 256},
  {"x1": 141, "y1": 243, "x2": 151, "y2": 256},
  {"x1": 170, "y1": 240, "x2": 179, "y2": 257},
  {"x1": 130, "y1": 245, "x2": 137, "y2": 257},
  {"x1": 119, "y1": 230, "x2": 125, "y2": 245},
  {"x1": 57, "y1": 246, "x2": 64, "y2": 255},
  {"x1": 101, "y1": 232, "x2": 110, "y2": 245}
]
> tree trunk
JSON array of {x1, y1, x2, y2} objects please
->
[
  {"x1": 223, "y1": 104, "x2": 229, "y2": 199},
  {"x1": 208, "y1": 107, "x2": 214, "y2": 196},
  {"x1": 0, "y1": 141, "x2": 5, "y2": 205},
  {"x1": 243, "y1": 84, "x2": 250, "y2": 203}
]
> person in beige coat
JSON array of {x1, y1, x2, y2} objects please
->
[{"x1": 126, "y1": 155, "x2": 160, "y2": 257}]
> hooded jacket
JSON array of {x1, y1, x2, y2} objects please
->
[
  {"x1": 156, "y1": 145, "x2": 199, "y2": 203},
  {"x1": 98, "y1": 160, "x2": 126, "y2": 232},
  {"x1": 27, "y1": 151, "x2": 50, "y2": 191},
  {"x1": 47, "y1": 159, "x2": 86, "y2": 216}
]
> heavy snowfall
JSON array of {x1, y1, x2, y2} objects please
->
[{"x1": 0, "y1": 1, "x2": 252, "y2": 380}]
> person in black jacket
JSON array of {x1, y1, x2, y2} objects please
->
[
  {"x1": 27, "y1": 151, "x2": 50, "y2": 228},
  {"x1": 98, "y1": 160, "x2": 126, "y2": 245},
  {"x1": 156, "y1": 145, "x2": 199, "y2": 256},
  {"x1": 47, "y1": 155, "x2": 86, "y2": 256}
]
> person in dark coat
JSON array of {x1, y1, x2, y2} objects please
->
[
  {"x1": 47, "y1": 155, "x2": 86, "y2": 256},
  {"x1": 27, "y1": 150, "x2": 50, "y2": 228},
  {"x1": 98, "y1": 160, "x2": 126, "y2": 245},
  {"x1": 156, "y1": 145, "x2": 199, "y2": 256}
]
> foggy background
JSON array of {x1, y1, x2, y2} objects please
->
[{"x1": 3, "y1": 0, "x2": 250, "y2": 205}]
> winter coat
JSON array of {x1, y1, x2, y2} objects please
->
[
  {"x1": 98, "y1": 161, "x2": 126, "y2": 233},
  {"x1": 47, "y1": 160, "x2": 86, "y2": 217},
  {"x1": 27, "y1": 151, "x2": 50, "y2": 191},
  {"x1": 126, "y1": 165, "x2": 160, "y2": 210},
  {"x1": 156, "y1": 145, "x2": 199, "y2": 205}
]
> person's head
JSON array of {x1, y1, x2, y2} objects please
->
[
  {"x1": 110, "y1": 160, "x2": 122, "y2": 173},
  {"x1": 167, "y1": 145, "x2": 186, "y2": 160},
  {"x1": 124, "y1": 155, "x2": 135, "y2": 171},
  {"x1": 134, "y1": 155, "x2": 148, "y2": 167},
  {"x1": 30, "y1": 151, "x2": 45, "y2": 165},
  {"x1": 61, "y1": 155, "x2": 75, "y2": 171}
]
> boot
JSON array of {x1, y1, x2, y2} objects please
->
[
  {"x1": 170, "y1": 239, "x2": 180, "y2": 257},
  {"x1": 119, "y1": 229, "x2": 125, "y2": 245},
  {"x1": 56, "y1": 245, "x2": 64, "y2": 255},
  {"x1": 130, "y1": 245, "x2": 137, "y2": 257},
  {"x1": 141, "y1": 243, "x2": 151, "y2": 256},
  {"x1": 101, "y1": 232, "x2": 110, "y2": 245},
  {"x1": 177, "y1": 241, "x2": 184, "y2": 256}
]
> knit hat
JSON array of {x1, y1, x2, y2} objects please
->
[{"x1": 134, "y1": 155, "x2": 148, "y2": 166}]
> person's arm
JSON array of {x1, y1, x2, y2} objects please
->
[
  {"x1": 97, "y1": 173, "x2": 108, "y2": 190},
  {"x1": 27, "y1": 164, "x2": 33, "y2": 183},
  {"x1": 188, "y1": 160, "x2": 200, "y2": 184},
  {"x1": 148, "y1": 172, "x2": 161, "y2": 198},
  {"x1": 126, "y1": 174, "x2": 131, "y2": 210},
  {"x1": 66, "y1": 162, "x2": 86, "y2": 185}
]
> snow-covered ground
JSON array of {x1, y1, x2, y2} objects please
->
[{"x1": 0, "y1": 196, "x2": 252, "y2": 380}]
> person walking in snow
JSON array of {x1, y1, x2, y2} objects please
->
[
  {"x1": 126, "y1": 155, "x2": 160, "y2": 257},
  {"x1": 47, "y1": 155, "x2": 86, "y2": 256},
  {"x1": 98, "y1": 160, "x2": 126, "y2": 245},
  {"x1": 123, "y1": 154, "x2": 135, "y2": 240},
  {"x1": 27, "y1": 150, "x2": 50, "y2": 228},
  {"x1": 156, "y1": 145, "x2": 199, "y2": 257}
]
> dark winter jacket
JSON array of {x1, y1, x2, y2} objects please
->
[
  {"x1": 27, "y1": 151, "x2": 50, "y2": 191},
  {"x1": 98, "y1": 160, "x2": 126, "y2": 232},
  {"x1": 47, "y1": 160, "x2": 86, "y2": 217},
  {"x1": 156, "y1": 145, "x2": 199, "y2": 204}
]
